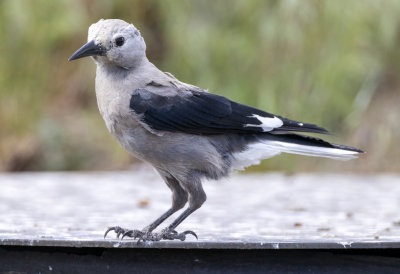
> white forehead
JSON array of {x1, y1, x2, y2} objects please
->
[{"x1": 88, "y1": 19, "x2": 139, "y2": 42}]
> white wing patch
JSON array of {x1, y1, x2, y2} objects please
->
[{"x1": 244, "y1": 115, "x2": 283, "y2": 132}]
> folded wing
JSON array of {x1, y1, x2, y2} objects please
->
[{"x1": 130, "y1": 88, "x2": 328, "y2": 135}]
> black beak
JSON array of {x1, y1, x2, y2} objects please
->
[{"x1": 68, "y1": 40, "x2": 106, "y2": 61}]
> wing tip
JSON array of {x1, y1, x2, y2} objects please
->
[{"x1": 332, "y1": 144, "x2": 364, "y2": 154}]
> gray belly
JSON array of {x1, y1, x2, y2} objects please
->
[
  {"x1": 100, "y1": 103, "x2": 230, "y2": 180},
  {"x1": 114, "y1": 124, "x2": 228, "y2": 179}
]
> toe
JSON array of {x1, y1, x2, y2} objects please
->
[
  {"x1": 159, "y1": 229, "x2": 198, "y2": 241},
  {"x1": 121, "y1": 230, "x2": 133, "y2": 240},
  {"x1": 104, "y1": 226, "x2": 119, "y2": 239},
  {"x1": 183, "y1": 230, "x2": 198, "y2": 240}
]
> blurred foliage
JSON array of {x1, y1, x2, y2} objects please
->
[{"x1": 0, "y1": 0, "x2": 399, "y2": 172}]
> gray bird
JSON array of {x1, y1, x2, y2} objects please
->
[{"x1": 69, "y1": 19, "x2": 363, "y2": 241}]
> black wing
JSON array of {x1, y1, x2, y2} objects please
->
[{"x1": 130, "y1": 88, "x2": 328, "y2": 135}]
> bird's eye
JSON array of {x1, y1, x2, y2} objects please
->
[{"x1": 115, "y1": 37, "x2": 125, "y2": 47}]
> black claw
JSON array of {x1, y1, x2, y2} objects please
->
[
  {"x1": 183, "y1": 230, "x2": 198, "y2": 240},
  {"x1": 104, "y1": 226, "x2": 132, "y2": 240},
  {"x1": 104, "y1": 226, "x2": 118, "y2": 239}
]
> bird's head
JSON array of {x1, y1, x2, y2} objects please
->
[{"x1": 69, "y1": 19, "x2": 146, "y2": 69}]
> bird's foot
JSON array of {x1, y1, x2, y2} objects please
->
[
  {"x1": 104, "y1": 226, "x2": 145, "y2": 240},
  {"x1": 103, "y1": 226, "x2": 198, "y2": 242},
  {"x1": 155, "y1": 227, "x2": 198, "y2": 241}
]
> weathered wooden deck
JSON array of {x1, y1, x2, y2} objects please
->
[{"x1": 1, "y1": 168, "x2": 400, "y2": 272}]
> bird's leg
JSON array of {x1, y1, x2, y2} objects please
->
[
  {"x1": 156, "y1": 208, "x2": 198, "y2": 241},
  {"x1": 104, "y1": 175, "x2": 188, "y2": 240},
  {"x1": 141, "y1": 175, "x2": 189, "y2": 233},
  {"x1": 156, "y1": 177, "x2": 207, "y2": 241}
]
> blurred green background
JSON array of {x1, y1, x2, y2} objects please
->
[{"x1": 0, "y1": 0, "x2": 399, "y2": 173}]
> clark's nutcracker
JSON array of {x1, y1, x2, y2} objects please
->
[{"x1": 69, "y1": 19, "x2": 363, "y2": 241}]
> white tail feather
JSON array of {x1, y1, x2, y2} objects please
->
[{"x1": 232, "y1": 140, "x2": 360, "y2": 171}]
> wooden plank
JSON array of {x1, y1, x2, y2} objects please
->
[{"x1": 0, "y1": 168, "x2": 400, "y2": 249}]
